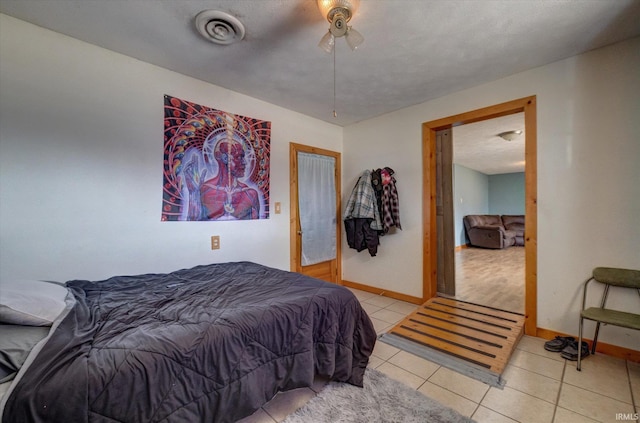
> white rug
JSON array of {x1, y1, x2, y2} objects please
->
[{"x1": 283, "y1": 368, "x2": 475, "y2": 423}]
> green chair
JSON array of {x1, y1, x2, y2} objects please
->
[{"x1": 577, "y1": 267, "x2": 640, "y2": 371}]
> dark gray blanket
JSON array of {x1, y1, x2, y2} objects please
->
[{"x1": 4, "y1": 262, "x2": 376, "y2": 422}]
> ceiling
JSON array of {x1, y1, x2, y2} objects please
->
[
  {"x1": 1, "y1": 0, "x2": 639, "y2": 127},
  {"x1": 1, "y1": 0, "x2": 638, "y2": 174},
  {"x1": 453, "y1": 113, "x2": 524, "y2": 175}
]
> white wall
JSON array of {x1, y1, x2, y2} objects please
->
[
  {"x1": 0, "y1": 15, "x2": 342, "y2": 283},
  {"x1": 343, "y1": 37, "x2": 640, "y2": 350}
]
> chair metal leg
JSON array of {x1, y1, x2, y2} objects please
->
[
  {"x1": 591, "y1": 322, "x2": 601, "y2": 355},
  {"x1": 577, "y1": 316, "x2": 584, "y2": 371},
  {"x1": 590, "y1": 284, "x2": 610, "y2": 355}
]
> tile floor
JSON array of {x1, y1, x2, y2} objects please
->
[{"x1": 240, "y1": 289, "x2": 639, "y2": 423}]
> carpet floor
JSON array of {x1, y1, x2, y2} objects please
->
[{"x1": 282, "y1": 368, "x2": 475, "y2": 423}]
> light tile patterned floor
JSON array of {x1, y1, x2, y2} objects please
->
[
  {"x1": 454, "y1": 247, "x2": 525, "y2": 314},
  {"x1": 239, "y1": 289, "x2": 639, "y2": 423}
]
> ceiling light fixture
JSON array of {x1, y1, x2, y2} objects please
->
[
  {"x1": 317, "y1": 0, "x2": 364, "y2": 53},
  {"x1": 317, "y1": 0, "x2": 363, "y2": 118},
  {"x1": 498, "y1": 130, "x2": 523, "y2": 141}
]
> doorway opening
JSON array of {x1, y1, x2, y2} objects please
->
[
  {"x1": 421, "y1": 96, "x2": 537, "y2": 335},
  {"x1": 450, "y1": 113, "x2": 526, "y2": 314}
]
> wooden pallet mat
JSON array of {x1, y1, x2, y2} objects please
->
[{"x1": 379, "y1": 296, "x2": 525, "y2": 388}]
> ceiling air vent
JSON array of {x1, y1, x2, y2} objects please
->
[{"x1": 195, "y1": 10, "x2": 245, "y2": 45}]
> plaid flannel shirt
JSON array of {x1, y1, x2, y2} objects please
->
[
  {"x1": 381, "y1": 176, "x2": 401, "y2": 233},
  {"x1": 344, "y1": 170, "x2": 383, "y2": 231}
]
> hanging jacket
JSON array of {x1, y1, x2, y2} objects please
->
[
  {"x1": 344, "y1": 170, "x2": 382, "y2": 256},
  {"x1": 344, "y1": 170, "x2": 383, "y2": 231},
  {"x1": 380, "y1": 167, "x2": 401, "y2": 233},
  {"x1": 344, "y1": 218, "x2": 380, "y2": 256},
  {"x1": 371, "y1": 168, "x2": 384, "y2": 220}
]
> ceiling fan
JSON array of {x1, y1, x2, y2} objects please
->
[{"x1": 317, "y1": 0, "x2": 364, "y2": 53}]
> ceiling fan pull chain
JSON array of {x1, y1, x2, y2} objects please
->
[{"x1": 333, "y1": 46, "x2": 337, "y2": 118}]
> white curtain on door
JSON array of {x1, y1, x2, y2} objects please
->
[{"x1": 298, "y1": 152, "x2": 336, "y2": 266}]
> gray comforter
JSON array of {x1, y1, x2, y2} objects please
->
[{"x1": 3, "y1": 262, "x2": 376, "y2": 422}]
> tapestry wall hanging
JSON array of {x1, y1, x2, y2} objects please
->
[{"x1": 162, "y1": 95, "x2": 271, "y2": 221}]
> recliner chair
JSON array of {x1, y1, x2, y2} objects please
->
[{"x1": 463, "y1": 215, "x2": 516, "y2": 249}]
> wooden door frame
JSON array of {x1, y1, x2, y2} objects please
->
[
  {"x1": 422, "y1": 96, "x2": 537, "y2": 335},
  {"x1": 289, "y1": 142, "x2": 342, "y2": 282}
]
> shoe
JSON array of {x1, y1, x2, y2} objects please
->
[
  {"x1": 560, "y1": 341, "x2": 590, "y2": 361},
  {"x1": 544, "y1": 336, "x2": 575, "y2": 352}
]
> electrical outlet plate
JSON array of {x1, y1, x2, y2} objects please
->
[{"x1": 211, "y1": 235, "x2": 220, "y2": 250}]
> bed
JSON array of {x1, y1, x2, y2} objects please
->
[{"x1": 0, "y1": 261, "x2": 376, "y2": 423}]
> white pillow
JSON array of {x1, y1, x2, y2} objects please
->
[{"x1": 0, "y1": 279, "x2": 68, "y2": 326}]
